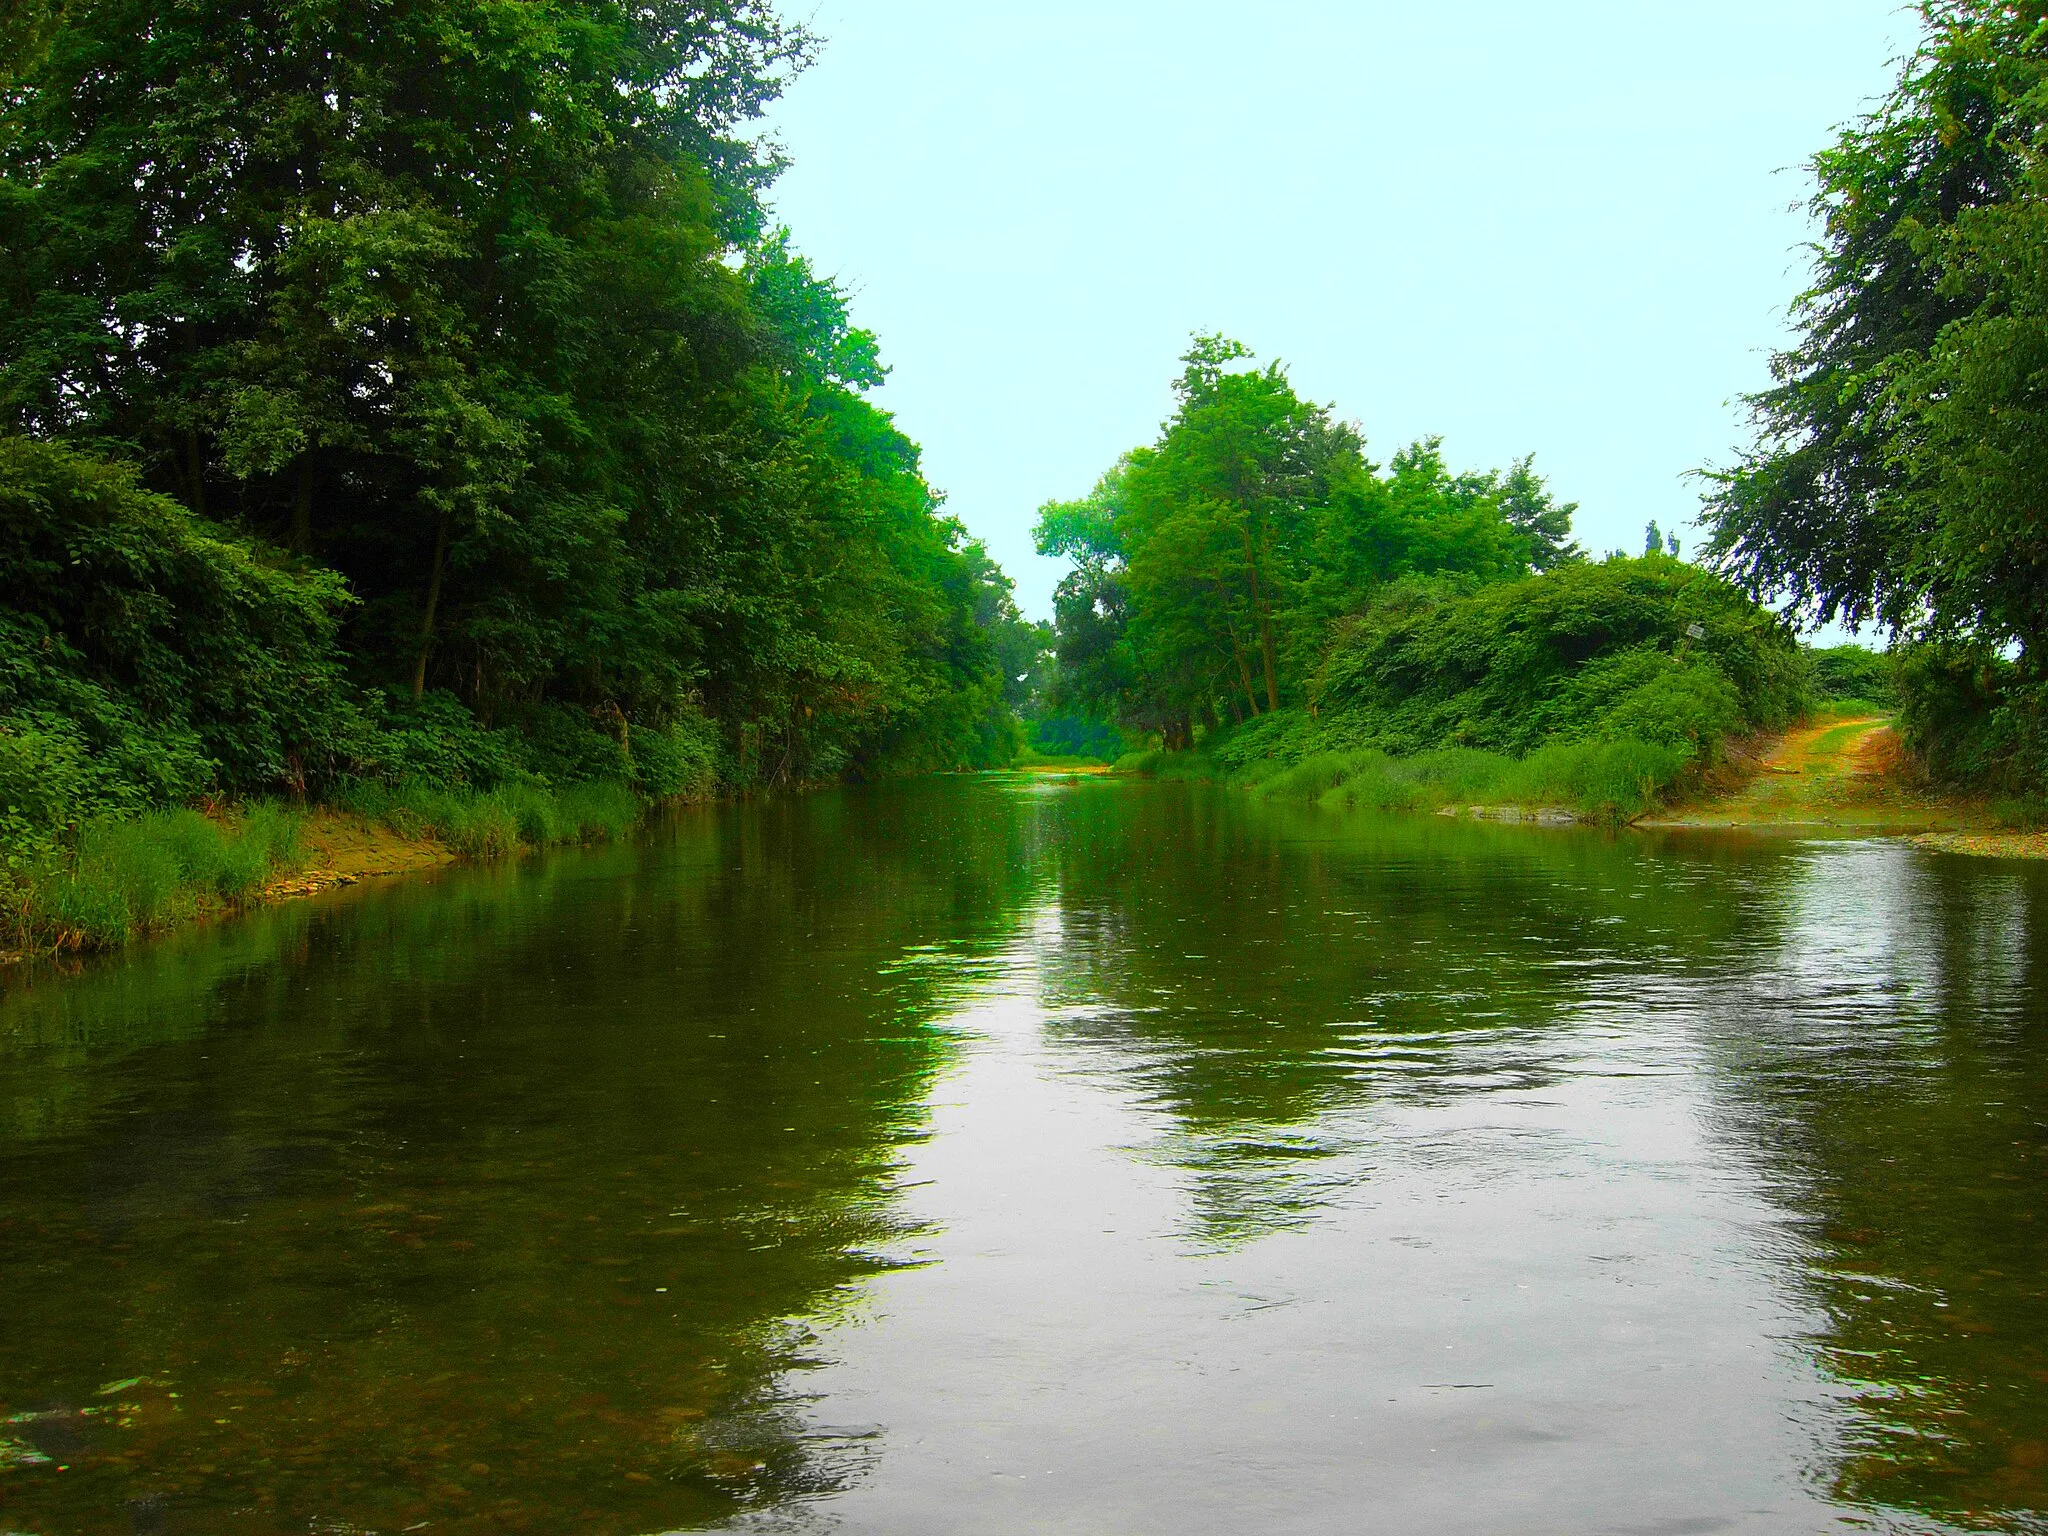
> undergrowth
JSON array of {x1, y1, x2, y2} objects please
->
[
  {"x1": 2, "y1": 803, "x2": 307, "y2": 954},
  {"x1": 3, "y1": 778, "x2": 646, "y2": 960},
  {"x1": 332, "y1": 779, "x2": 641, "y2": 859},
  {"x1": 1121, "y1": 735, "x2": 1690, "y2": 824}
]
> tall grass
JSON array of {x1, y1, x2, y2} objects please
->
[
  {"x1": 12, "y1": 803, "x2": 308, "y2": 951},
  {"x1": 4, "y1": 777, "x2": 646, "y2": 958},
  {"x1": 333, "y1": 778, "x2": 641, "y2": 858}
]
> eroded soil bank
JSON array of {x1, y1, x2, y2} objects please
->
[{"x1": 258, "y1": 811, "x2": 455, "y2": 901}]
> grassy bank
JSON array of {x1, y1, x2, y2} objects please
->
[
  {"x1": 1119, "y1": 733, "x2": 1690, "y2": 824},
  {"x1": 2, "y1": 778, "x2": 644, "y2": 960}
]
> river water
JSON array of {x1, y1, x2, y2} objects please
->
[{"x1": 1, "y1": 776, "x2": 2044, "y2": 1535}]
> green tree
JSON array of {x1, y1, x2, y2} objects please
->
[
  {"x1": 1035, "y1": 462, "x2": 1134, "y2": 724},
  {"x1": 1037, "y1": 337, "x2": 1572, "y2": 746},
  {"x1": 1702, "y1": 0, "x2": 2044, "y2": 643},
  {"x1": 0, "y1": 0, "x2": 1017, "y2": 799},
  {"x1": 1702, "y1": 1, "x2": 2048, "y2": 786}
]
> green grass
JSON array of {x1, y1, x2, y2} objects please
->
[
  {"x1": 10, "y1": 803, "x2": 309, "y2": 951},
  {"x1": 3, "y1": 777, "x2": 646, "y2": 959},
  {"x1": 1811, "y1": 697, "x2": 1889, "y2": 722},
  {"x1": 1124, "y1": 735, "x2": 1691, "y2": 824},
  {"x1": 332, "y1": 778, "x2": 642, "y2": 858}
]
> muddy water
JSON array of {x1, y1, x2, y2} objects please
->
[{"x1": 1, "y1": 777, "x2": 2044, "y2": 1533}]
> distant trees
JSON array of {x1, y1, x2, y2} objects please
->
[{"x1": 1035, "y1": 336, "x2": 1582, "y2": 744}]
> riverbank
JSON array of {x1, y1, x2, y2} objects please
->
[
  {"x1": 1638, "y1": 714, "x2": 1979, "y2": 833},
  {"x1": 1117, "y1": 710, "x2": 2045, "y2": 858},
  {"x1": 1644, "y1": 714, "x2": 2048, "y2": 857},
  {"x1": 1, "y1": 779, "x2": 645, "y2": 963},
  {"x1": 256, "y1": 809, "x2": 455, "y2": 900}
]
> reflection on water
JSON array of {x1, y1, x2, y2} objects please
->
[{"x1": 0, "y1": 778, "x2": 2043, "y2": 1533}]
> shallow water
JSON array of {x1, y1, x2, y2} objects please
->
[{"x1": 1, "y1": 777, "x2": 2044, "y2": 1534}]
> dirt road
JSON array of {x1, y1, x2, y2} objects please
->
[{"x1": 1642, "y1": 714, "x2": 1971, "y2": 833}]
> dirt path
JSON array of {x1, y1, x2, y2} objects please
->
[{"x1": 1642, "y1": 714, "x2": 1983, "y2": 833}]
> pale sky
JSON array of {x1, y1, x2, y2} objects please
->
[{"x1": 759, "y1": 2, "x2": 1919, "y2": 622}]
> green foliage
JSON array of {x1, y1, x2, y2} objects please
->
[
  {"x1": 1893, "y1": 643, "x2": 2048, "y2": 791},
  {"x1": 1252, "y1": 738, "x2": 1690, "y2": 824},
  {"x1": 1035, "y1": 337, "x2": 1580, "y2": 745},
  {"x1": 1117, "y1": 555, "x2": 1807, "y2": 823},
  {"x1": 1127, "y1": 732, "x2": 1690, "y2": 824},
  {"x1": 334, "y1": 777, "x2": 641, "y2": 860},
  {"x1": 1703, "y1": 3, "x2": 2048, "y2": 787},
  {"x1": 1029, "y1": 714, "x2": 1126, "y2": 761},
  {"x1": 0, "y1": 436, "x2": 360, "y2": 842},
  {"x1": 1311, "y1": 556, "x2": 1807, "y2": 764},
  {"x1": 0, "y1": 0, "x2": 1018, "y2": 860},
  {"x1": 1808, "y1": 644, "x2": 1897, "y2": 706},
  {"x1": 13, "y1": 804, "x2": 307, "y2": 950}
]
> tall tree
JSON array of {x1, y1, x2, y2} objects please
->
[
  {"x1": 0, "y1": 0, "x2": 1020, "y2": 788},
  {"x1": 1036, "y1": 337, "x2": 1572, "y2": 744},
  {"x1": 1701, "y1": 0, "x2": 2046, "y2": 644}
]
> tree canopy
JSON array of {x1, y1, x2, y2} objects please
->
[
  {"x1": 1702, "y1": 0, "x2": 2048, "y2": 787},
  {"x1": 0, "y1": 0, "x2": 1019, "y2": 824},
  {"x1": 1034, "y1": 336, "x2": 1582, "y2": 746}
]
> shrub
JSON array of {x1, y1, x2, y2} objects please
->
[
  {"x1": 630, "y1": 711, "x2": 721, "y2": 800},
  {"x1": 1894, "y1": 644, "x2": 2048, "y2": 793},
  {"x1": 1030, "y1": 714, "x2": 1126, "y2": 761},
  {"x1": 1313, "y1": 555, "x2": 1808, "y2": 761},
  {"x1": 0, "y1": 435, "x2": 361, "y2": 838},
  {"x1": 1808, "y1": 644, "x2": 1896, "y2": 707}
]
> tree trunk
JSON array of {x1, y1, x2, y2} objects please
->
[
  {"x1": 1240, "y1": 525, "x2": 1280, "y2": 713},
  {"x1": 1225, "y1": 617, "x2": 1261, "y2": 717},
  {"x1": 184, "y1": 431, "x2": 208, "y2": 518},
  {"x1": 1258, "y1": 616, "x2": 1280, "y2": 715},
  {"x1": 411, "y1": 517, "x2": 450, "y2": 701},
  {"x1": 289, "y1": 458, "x2": 313, "y2": 553}
]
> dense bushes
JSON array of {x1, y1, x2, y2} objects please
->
[
  {"x1": 1029, "y1": 714, "x2": 1126, "y2": 761},
  {"x1": 1308, "y1": 555, "x2": 1806, "y2": 762},
  {"x1": 1116, "y1": 554, "x2": 1811, "y2": 821},
  {"x1": 1892, "y1": 645, "x2": 2048, "y2": 796},
  {"x1": 0, "y1": 0, "x2": 1025, "y2": 805},
  {"x1": 0, "y1": 0, "x2": 1035, "y2": 956},
  {"x1": 1808, "y1": 644, "x2": 1896, "y2": 706},
  {"x1": 0, "y1": 437, "x2": 359, "y2": 840}
]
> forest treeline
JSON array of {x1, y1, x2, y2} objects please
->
[
  {"x1": 4, "y1": 0, "x2": 2044, "y2": 947},
  {"x1": 0, "y1": 0, "x2": 1036, "y2": 876}
]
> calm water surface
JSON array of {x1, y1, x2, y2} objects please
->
[{"x1": 1, "y1": 777, "x2": 2045, "y2": 1534}]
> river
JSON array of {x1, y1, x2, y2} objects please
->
[{"x1": 1, "y1": 776, "x2": 2044, "y2": 1534}]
